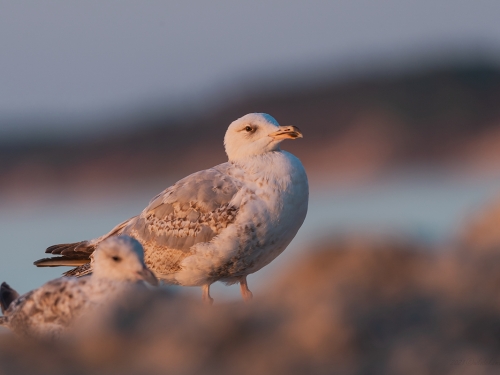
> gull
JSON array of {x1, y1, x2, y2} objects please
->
[
  {"x1": 2, "y1": 236, "x2": 157, "y2": 337},
  {"x1": 35, "y1": 113, "x2": 309, "y2": 304}
]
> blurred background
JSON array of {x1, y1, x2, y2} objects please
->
[{"x1": 1, "y1": 1, "x2": 500, "y2": 373}]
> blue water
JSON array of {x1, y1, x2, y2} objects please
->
[{"x1": 0, "y1": 172, "x2": 499, "y2": 302}]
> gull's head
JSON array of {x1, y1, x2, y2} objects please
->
[
  {"x1": 92, "y1": 236, "x2": 158, "y2": 286},
  {"x1": 224, "y1": 113, "x2": 303, "y2": 161}
]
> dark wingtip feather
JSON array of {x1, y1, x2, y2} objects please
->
[
  {"x1": 45, "y1": 241, "x2": 89, "y2": 254},
  {"x1": 46, "y1": 243, "x2": 74, "y2": 254},
  {"x1": 1, "y1": 282, "x2": 19, "y2": 314},
  {"x1": 62, "y1": 242, "x2": 95, "y2": 256}
]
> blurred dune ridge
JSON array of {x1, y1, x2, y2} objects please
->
[
  {"x1": 1, "y1": 61, "x2": 500, "y2": 203},
  {"x1": 1, "y1": 228, "x2": 500, "y2": 374}
]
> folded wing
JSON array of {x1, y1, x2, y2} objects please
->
[{"x1": 35, "y1": 164, "x2": 242, "y2": 278}]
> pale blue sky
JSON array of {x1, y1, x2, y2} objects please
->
[{"x1": 1, "y1": 0, "x2": 499, "y2": 133}]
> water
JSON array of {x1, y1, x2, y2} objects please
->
[
  {"x1": 0, "y1": 172, "x2": 499, "y2": 301},
  {"x1": 305, "y1": 172, "x2": 500, "y2": 243}
]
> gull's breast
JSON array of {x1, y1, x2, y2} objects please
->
[{"x1": 232, "y1": 151, "x2": 309, "y2": 275}]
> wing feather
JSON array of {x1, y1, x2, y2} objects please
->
[
  {"x1": 121, "y1": 166, "x2": 242, "y2": 274},
  {"x1": 36, "y1": 163, "x2": 243, "y2": 278},
  {"x1": 125, "y1": 167, "x2": 241, "y2": 250}
]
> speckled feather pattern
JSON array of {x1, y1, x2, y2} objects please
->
[
  {"x1": 0, "y1": 277, "x2": 130, "y2": 337},
  {"x1": 49, "y1": 152, "x2": 308, "y2": 286},
  {"x1": 39, "y1": 113, "x2": 309, "y2": 293},
  {"x1": 195, "y1": 151, "x2": 309, "y2": 286},
  {"x1": 5, "y1": 236, "x2": 155, "y2": 337}
]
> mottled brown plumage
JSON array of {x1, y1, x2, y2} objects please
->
[
  {"x1": 4, "y1": 236, "x2": 157, "y2": 337},
  {"x1": 34, "y1": 113, "x2": 308, "y2": 303},
  {"x1": 37, "y1": 166, "x2": 242, "y2": 278}
]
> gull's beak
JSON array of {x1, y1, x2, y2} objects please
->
[
  {"x1": 137, "y1": 266, "x2": 159, "y2": 286},
  {"x1": 268, "y1": 126, "x2": 303, "y2": 140}
]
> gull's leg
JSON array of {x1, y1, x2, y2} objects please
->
[
  {"x1": 239, "y1": 276, "x2": 253, "y2": 303},
  {"x1": 202, "y1": 284, "x2": 213, "y2": 305}
]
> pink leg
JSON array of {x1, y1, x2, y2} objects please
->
[
  {"x1": 202, "y1": 284, "x2": 213, "y2": 305},
  {"x1": 239, "y1": 276, "x2": 253, "y2": 303}
]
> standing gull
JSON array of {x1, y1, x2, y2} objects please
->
[
  {"x1": 2, "y1": 236, "x2": 157, "y2": 337},
  {"x1": 35, "y1": 113, "x2": 309, "y2": 304}
]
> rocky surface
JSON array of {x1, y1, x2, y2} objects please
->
[{"x1": 1, "y1": 234, "x2": 500, "y2": 375}]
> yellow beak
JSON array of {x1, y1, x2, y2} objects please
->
[{"x1": 268, "y1": 126, "x2": 303, "y2": 140}]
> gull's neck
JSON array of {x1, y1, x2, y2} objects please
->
[
  {"x1": 231, "y1": 150, "x2": 284, "y2": 168},
  {"x1": 230, "y1": 151, "x2": 296, "y2": 186}
]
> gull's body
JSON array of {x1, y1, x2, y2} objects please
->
[
  {"x1": 2, "y1": 236, "x2": 157, "y2": 337},
  {"x1": 35, "y1": 113, "x2": 308, "y2": 303}
]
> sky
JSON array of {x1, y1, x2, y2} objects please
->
[{"x1": 1, "y1": 0, "x2": 500, "y2": 134}]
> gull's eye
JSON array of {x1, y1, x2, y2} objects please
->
[
  {"x1": 112, "y1": 256, "x2": 121, "y2": 262},
  {"x1": 245, "y1": 126, "x2": 252, "y2": 132}
]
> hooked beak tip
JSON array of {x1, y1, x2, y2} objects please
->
[{"x1": 269, "y1": 125, "x2": 303, "y2": 140}]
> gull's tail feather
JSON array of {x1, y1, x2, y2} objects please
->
[
  {"x1": 1, "y1": 282, "x2": 19, "y2": 314},
  {"x1": 40, "y1": 217, "x2": 133, "y2": 260},
  {"x1": 35, "y1": 241, "x2": 95, "y2": 269},
  {"x1": 34, "y1": 256, "x2": 91, "y2": 267},
  {"x1": 35, "y1": 217, "x2": 134, "y2": 277},
  {"x1": 34, "y1": 257, "x2": 92, "y2": 277},
  {"x1": 62, "y1": 263, "x2": 92, "y2": 278}
]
